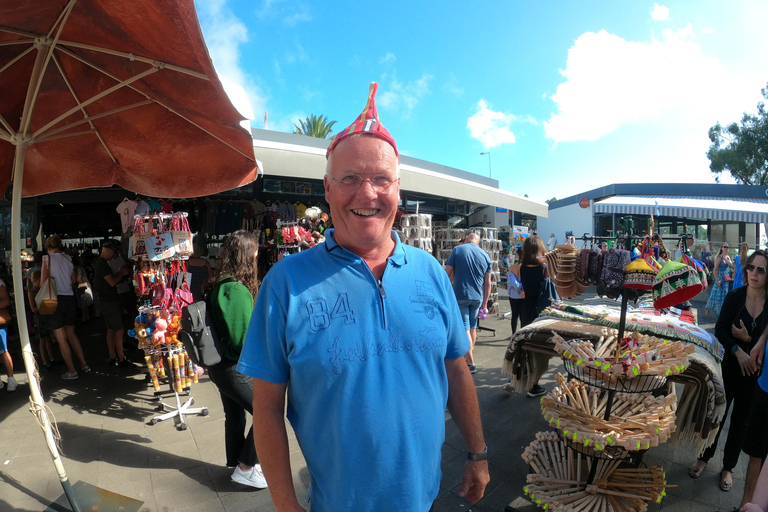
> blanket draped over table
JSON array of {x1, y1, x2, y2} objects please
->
[{"x1": 502, "y1": 307, "x2": 726, "y2": 456}]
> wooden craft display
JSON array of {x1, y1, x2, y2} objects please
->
[
  {"x1": 522, "y1": 432, "x2": 674, "y2": 512},
  {"x1": 554, "y1": 332, "x2": 695, "y2": 380},
  {"x1": 541, "y1": 374, "x2": 677, "y2": 452}
]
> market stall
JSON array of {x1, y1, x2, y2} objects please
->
[{"x1": 504, "y1": 238, "x2": 720, "y2": 512}]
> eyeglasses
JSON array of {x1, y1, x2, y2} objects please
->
[
  {"x1": 331, "y1": 174, "x2": 400, "y2": 192},
  {"x1": 746, "y1": 264, "x2": 767, "y2": 275}
]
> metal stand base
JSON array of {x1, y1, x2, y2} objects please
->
[
  {"x1": 476, "y1": 319, "x2": 496, "y2": 335},
  {"x1": 149, "y1": 390, "x2": 208, "y2": 430}
]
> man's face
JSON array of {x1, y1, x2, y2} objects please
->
[{"x1": 324, "y1": 136, "x2": 400, "y2": 255}]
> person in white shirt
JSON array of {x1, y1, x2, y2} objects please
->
[{"x1": 547, "y1": 233, "x2": 557, "y2": 252}]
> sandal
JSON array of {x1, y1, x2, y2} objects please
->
[
  {"x1": 688, "y1": 460, "x2": 707, "y2": 478},
  {"x1": 720, "y1": 470, "x2": 732, "y2": 491}
]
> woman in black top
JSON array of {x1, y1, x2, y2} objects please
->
[
  {"x1": 518, "y1": 234, "x2": 548, "y2": 398},
  {"x1": 688, "y1": 250, "x2": 768, "y2": 491},
  {"x1": 519, "y1": 235, "x2": 547, "y2": 328}
]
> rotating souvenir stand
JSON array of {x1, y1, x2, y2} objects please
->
[{"x1": 131, "y1": 212, "x2": 206, "y2": 430}]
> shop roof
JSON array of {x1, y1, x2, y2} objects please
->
[
  {"x1": 593, "y1": 194, "x2": 768, "y2": 223},
  {"x1": 251, "y1": 129, "x2": 548, "y2": 217}
]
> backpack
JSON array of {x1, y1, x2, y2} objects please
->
[{"x1": 179, "y1": 277, "x2": 237, "y2": 367}]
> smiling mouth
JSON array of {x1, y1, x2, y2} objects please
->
[{"x1": 352, "y1": 209, "x2": 379, "y2": 217}]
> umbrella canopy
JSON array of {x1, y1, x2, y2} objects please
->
[
  {"x1": 0, "y1": 2, "x2": 261, "y2": 510},
  {"x1": 0, "y1": 0, "x2": 261, "y2": 198}
]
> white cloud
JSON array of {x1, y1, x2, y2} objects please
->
[
  {"x1": 380, "y1": 53, "x2": 396, "y2": 65},
  {"x1": 196, "y1": 0, "x2": 267, "y2": 122},
  {"x1": 467, "y1": 100, "x2": 529, "y2": 150},
  {"x1": 256, "y1": 0, "x2": 311, "y2": 26},
  {"x1": 378, "y1": 75, "x2": 433, "y2": 118},
  {"x1": 543, "y1": 25, "x2": 732, "y2": 143},
  {"x1": 443, "y1": 74, "x2": 464, "y2": 97},
  {"x1": 651, "y1": 4, "x2": 670, "y2": 21}
]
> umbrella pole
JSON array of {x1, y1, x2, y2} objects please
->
[{"x1": 11, "y1": 142, "x2": 82, "y2": 512}]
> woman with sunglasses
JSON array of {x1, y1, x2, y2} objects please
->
[
  {"x1": 689, "y1": 250, "x2": 767, "y2": 492},
  {"x1": 705, "y1": 244, "x2": 735, "y2": 317}
]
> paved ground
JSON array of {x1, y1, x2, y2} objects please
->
[{"x1": 0, "y1": 286, "x2": 747, "y2": 512}]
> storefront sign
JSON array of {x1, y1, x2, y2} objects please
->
[{"x1": 579, "y1": 197, "x2": 590, "y2": 208}]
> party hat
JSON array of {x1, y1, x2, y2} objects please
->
[{"x1": 326, "y1": 82, "x2": 399, "y2": 159}]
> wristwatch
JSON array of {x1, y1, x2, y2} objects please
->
[
  {"x1": 732, "y1": 344, "x2": 740, "y2": 354},
  {"x1": 467, "y1": 446, "x2": 488, "y2": 461}
]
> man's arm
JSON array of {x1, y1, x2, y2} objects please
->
[
  {"x1": 743, "y1": 460, "x2": 768, "y2": 512},
  {"x1": 482, "y1": 272, "x2": 491, "y2": 307},
  {"x1": 252, "y1": 378, "x2": 305, "y2": 512},
  {"x1": 444, "y1": 357, "x2": 489, "y2": 504},
  {"x1": 445, "y1": 265, "x2": 455, "y2": 283}
]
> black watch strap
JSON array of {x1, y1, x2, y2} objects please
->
[{"x1": 467, "y1": 446, "x2": 488, "y2": 461}]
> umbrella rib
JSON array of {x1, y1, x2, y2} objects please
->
[
  {"x1": 154, "y1": 104, "x2": 256, "y2": 163},
  {"x1": 45, "y1": 52, "x2": 118, "y2": 162},
  {"x1": 20, "y1": 0, "x2": 76, "y2": 136},
  {"x1": 31, "y1": 65, "x2": 159, "y2": 139},
  {"x1": 0, "y1": 39, "x2": 35, "y2": 47},
  {"x1": 54, "y1": 47, "x2": 255, "y2": 162},
  {"x1": 0, "y1": 25, "x2": 39, "y2": 39},
  {"x1": 0, "y1": 43, "x2": 34, "y2": 77},
  {"x1": 58, "y1": 40, "x2": 208, "y2": 80},
  {"x1": 35, "y1": 100, "x2": 152, "y2": 143},
  {"x1": 0, "y1": 113, "x2": 12, "y2": 135},
  {"x1": 47, "y1": 0, "x2": 77, "y2": 40},
  {"x1": 36, "y1": 129, "x2": 96, "y2": 143}
]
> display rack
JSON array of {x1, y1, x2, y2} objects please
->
[
  {"x1": 147, "y1": 340, "x2": 207, "y2": 428},
  {"x1": 400, "y1": 214, "x2": 433, "y2": 252},
  {"x1": 521, "y1": 284, "x2": 681, "y2": 512}
]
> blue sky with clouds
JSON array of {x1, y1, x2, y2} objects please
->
[{"x1": 194, "y1": 0, "x2": 768, "y2": 203}]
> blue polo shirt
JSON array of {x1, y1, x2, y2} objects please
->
[
  {"x1": 446, "y1": 243, "x2": 491, "y2": 302},
  {"x1": 238, "y1": 229, "x2": 468, "y2": 512}
]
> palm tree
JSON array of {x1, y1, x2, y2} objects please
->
[{"x1": 293, "y1": 114, "x2": 337, "y2": 139}]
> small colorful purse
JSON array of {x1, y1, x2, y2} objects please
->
[{"x1": 171, "y1": 213, "x2": 193, "y2": 257}]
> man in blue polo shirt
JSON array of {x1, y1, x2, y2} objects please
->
[
  {"x1": 445, "y1": 232, "x2": 492, "y2": 374},
  {"x1": 238, "y1": 83, "x2": 489, "y2": 512}
]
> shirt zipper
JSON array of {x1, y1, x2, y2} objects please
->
[{"x1": 377, "y1": 277, "x2": 388, "y2": 328}]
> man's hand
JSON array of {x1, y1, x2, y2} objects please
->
[
  {"x1": 741, "y1": 503, "x2": 765, "y2": 512},
  {"x1": 751, "y1": 339, "x2": 766, "y2": 370},
  {"x1": 458, "y1": 460, "x2": 490, "y2": 505}
]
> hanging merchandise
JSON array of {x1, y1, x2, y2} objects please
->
[
  {"x1": 623, "y1": 258, "x2": 658, "y2": 290},
  {"x1": 130, "y1": 216, "x2": 149, "y2": 260},
  {"x1": 126, "y1": 211, "x2": 207, "y2": 429},
  {"x1": 653, "y1": 260, "x2": 703, "y2": 310},
  {"x1": 171, "y1": 212, "x2": 194, "y2": 257}
]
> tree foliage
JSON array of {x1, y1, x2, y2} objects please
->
[
  {"x1": 293, "y1": 114, "x2": 337, "y2": 139},
  {"x1": 545, "y1": 197, "x2": 557, "y2": 204},
  {"x1": 708, "y1": 82, "x2": 768, "y2": 185}
]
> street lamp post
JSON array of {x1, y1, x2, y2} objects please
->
[{"x1": 480, "y1": 151, "x2": 492, "y2": 178}]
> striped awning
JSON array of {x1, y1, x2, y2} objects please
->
[{"x1": 593, "y1": 195, "x2": 768, "y2": 223}]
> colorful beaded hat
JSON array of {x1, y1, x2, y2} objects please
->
[
  {"x1": 623, "y1": 258, "x2": 657, "y2": 290},
  {"x1": 653, "y1": 260, "x2": 703, "y2": 310},
  {"x1": 325, "y1": 82, "x2": 399, "y2": 159}
]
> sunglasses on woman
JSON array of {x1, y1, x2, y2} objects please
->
[{"x1": 746, "y1": 263, "x2": 767, "y2": 275}]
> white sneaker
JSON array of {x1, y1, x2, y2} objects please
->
[
  {"x1": 6, "y1": 376, "x2": 16, "y2": 392},
  {"x1": 231, "y1": 464, "x2": 268, "y2": 489}
]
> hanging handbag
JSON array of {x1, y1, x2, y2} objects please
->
[
  {"x1": 146, "y1": 218, "x2": 176, "y2": 261},
  {"x1": 131, "y1": 217, "x2": 149, "y2": 259},
  {"x1": 171, "y1": 213, "x2": 193, "y2": 257},
  {"x1": 35, "y1": 275, "x2": 58, "y2": 315}
]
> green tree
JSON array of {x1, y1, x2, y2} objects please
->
[
  {"x1": 545, "y1": 197, "x2": 557, "y2": 204},
  {"x1": 708, "y1": 81, "x2": 768, "y2": 184},
  {"x1": 293, "y1": 114, "x2": 337, "y2": 139}
]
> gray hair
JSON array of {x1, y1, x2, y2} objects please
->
[{"x1": 465, "y1": 232, "x2": 480, "y2": 244}]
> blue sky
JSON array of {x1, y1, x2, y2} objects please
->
[{"x1": 194, "y1": 0, "x2": 768, "y2": 203}]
